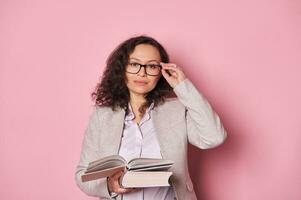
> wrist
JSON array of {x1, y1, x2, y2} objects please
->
[{"x1": 107, "y1": 177, "x2": 118, "y2": 198}]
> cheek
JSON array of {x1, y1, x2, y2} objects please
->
[
  {"x1": 149, "y1": 77, "x2": 161, "y2": 88},
  {"x1": 125, "y1": 74, "x2": 133, "y2": 85},
  {"x1": 125, "y1": 75, "x2": 142, "y2": 90}
]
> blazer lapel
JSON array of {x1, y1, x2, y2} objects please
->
[
  {"x1": 151, "y1": 106, "x2": 172, "y2": 159},
  {"x1": 103, "y1": 107, "x2": 125, "y2": 155}
]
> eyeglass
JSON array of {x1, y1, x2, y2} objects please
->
[{"x1": 126, "y1": 62, "x2": 162, "y2": 76}]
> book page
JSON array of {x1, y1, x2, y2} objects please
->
[
  {"x1": 82, "y1": 166, "x2": 126, "y2": 182},
  {"x1": 86, "y1": 155, "x2": 126, "y2": 173},
  {"x1": 127, "y1": 158, "x2": 174, "y2": 170},
  {"x1": 130, "y1": 165, "x2": 172, "y2": 171}
]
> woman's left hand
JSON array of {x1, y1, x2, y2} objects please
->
[{"x1": 160, "y1": 62, "x2": 186, "y2": 88}]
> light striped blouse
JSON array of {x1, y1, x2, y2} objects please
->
[{"x1": 118, "y1": 102, "x2": 175, "y2": 200}]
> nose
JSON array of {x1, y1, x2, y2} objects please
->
[{"x1": 137, "y1": 65, "x2": 147, "y2": 77}]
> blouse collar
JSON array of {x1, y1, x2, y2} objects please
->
[{"x1": 125, "y1": 102, "x2": 154, "y2": 121}]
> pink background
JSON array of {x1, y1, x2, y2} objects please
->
[{"x1": 1, "y1": 0, "x2": 300, "y2": 199}]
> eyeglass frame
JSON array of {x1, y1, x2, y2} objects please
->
[{"x1": 125, "y1": 62, "x2": 162, "y2": 76}]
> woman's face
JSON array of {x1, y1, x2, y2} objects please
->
[{"x1": 125, "y1": 44, "x2": 162, "y2": 97}]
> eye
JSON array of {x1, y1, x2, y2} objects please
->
[
  {"x1": 129, "y1": 62, "x2": 140, "y2": 67},
  {"x1": 147, "y1": 64, "x2": 159, "y2": 68}
]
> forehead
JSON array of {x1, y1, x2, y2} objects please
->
[{"x1": 129, "y1": 44, "x2": 161, "y2": 61}]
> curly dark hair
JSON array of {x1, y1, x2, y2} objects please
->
[{"x1": 91, "y1": 35, "x2": 175, "y2": 115}]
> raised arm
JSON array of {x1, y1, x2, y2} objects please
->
[{"x1": 173, "y1": 78, "x2": 227, "y2": 149}]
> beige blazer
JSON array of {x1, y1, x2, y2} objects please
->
[{"x1": 75, "y1": 78, "x2": 227, "y2": 200}]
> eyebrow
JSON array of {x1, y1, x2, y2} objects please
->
[{"x1": 129, "y1": 57, "x2": 160, "y2": 63}]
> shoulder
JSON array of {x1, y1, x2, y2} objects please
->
[
  {"x1": 93, "y1": 105, "x2": 112, "y2": 112},
  {"x1": 164, "y1": 97, "x2": 182, "y2": 106},
  {"x1": 156, "y1": 97, "x2": 185, "y2": 112},
  {"x1": 91, "y1": 105, "x2": 117, "y2": 118}
]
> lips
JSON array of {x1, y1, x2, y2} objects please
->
[{"x1": 134, "y1": 80, "x2": 148, "y2": 85}]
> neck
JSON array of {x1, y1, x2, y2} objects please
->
[{"x1": 129, "y1": 93, "x2": 146, "y2": 109}]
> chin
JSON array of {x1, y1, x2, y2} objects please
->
[
  {"x1": 133, "y1": 89, "x2": 151, "y2": 95},
  {"x1": 129, "y1": 87, "x2": 152, "y2": 95}
]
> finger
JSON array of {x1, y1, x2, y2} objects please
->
[
  {"x1": 111, "y1": 179, "x2": 127, "y2": 194},
  {"x1": 160, "y1": 61, "x2": 176, "y2": 67},
  {"x1": 171, "y1": 72, "x2": 178, "y2": 78},
  {"x1": 162, "y1": 66, "x2": 180, "y2": 74},
  {"x1": 160, "y1": 62, "x2": 178, "y2": 68},
  {"x1": 162, "y1": 67, "x2": 177, "y2": 75},
  {"x1": 111, "y1": 174, "x2": 135, "y2": 194},
  {"x1": 122, "y1": 188, "x2": 138, "y2": 193},
  {"x1": 162, "y1": 68, "x2": 178, "y2": 78},
  {"x1": 162, "y1": 65, "x2": 179, "y2": 70},
  {"x1": 162, "y1": 65, "x2": 185, "y2": 78},
  {"x1": 161, "y1": 68, "x2": 172, "y2": 78},
  {"x1": 110, "y1": 170, "x2": 124, "y2": 180},
  {"x1": 116, "y1": 187, "x2": 129, "y2": 194},
  {"x1": 116, "y1": 186, "x2": 138, "y2": 194}
]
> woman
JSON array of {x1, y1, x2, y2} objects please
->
[{"x1": 75, "y1": 35, "x2": 227, "y2": 200}]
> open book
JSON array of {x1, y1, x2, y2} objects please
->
[{"x1": 81, "y1": 155, "x2": 174, "y2": 188}]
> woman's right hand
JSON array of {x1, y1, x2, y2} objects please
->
[{"x1": 107, "y1": 170, "x2": 137, "y2": 195}]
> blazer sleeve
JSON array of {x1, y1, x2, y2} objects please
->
[
  {"x1": 74, "y1": 106, "x2": 112, "y2": 198},
  {"x1": 173, "y1": 78, "x2": 227, "y2": 149}
]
